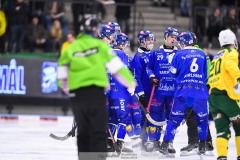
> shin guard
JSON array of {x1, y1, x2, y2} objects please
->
[{"x1": 216, "y1": 137, "x2": 228, "y2": 157}]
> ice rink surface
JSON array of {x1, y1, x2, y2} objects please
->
[{"x1": 0, "y1": 114, "x2": 237, "y2": 160}]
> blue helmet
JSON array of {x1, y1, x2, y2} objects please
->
[
  {"x1": 115, "y1": 32, "x2": 129, "y2": 46},
  {"x1": 177, "y1": 32, "x2": 194, "y2": 46},
  {"x1": 99, "y1": 24, "x2": 114, "y2": 39},
  {"x1": 137, "y1": 30, "x2": 154, "y2": 44},
  {"x1": 107, "y1": 22, "x2": 121, "y2": 33},
  {"x1": 164, "y1": 27, "x2": 179, "y2": 40},
  {"x1": 113, "y1": 32, "x2": 129, "y2": 50}
]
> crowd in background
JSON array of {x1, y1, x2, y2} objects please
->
[
  {"x1": 0, "y1": 0, "x2": 239, "y2": 54},
  {"x1": 0, "y1": 0, "x2": 135, "y2": 54}
]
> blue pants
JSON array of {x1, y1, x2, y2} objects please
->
[
  {"x1": 126, "y1": 96, "x2": 142, "y2": 137},
  {"x1": 163, "y1": 96, "x2": 208, "y2": 142},
  {"x1": 108, "y1": 98, "x2": 131, "y2": 141}
]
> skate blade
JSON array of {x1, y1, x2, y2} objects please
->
[
  {"x1": 204, "y1": 150, "x2": 214, "y2": 156},
  {"x1": 159, "y1": 152, "x2": 167, "y2": 159},
  {"x1": 166, "y1": 153, "x2": 175, "y2": 158},
  {"x1": 159, "y1": 152, "x2": 175, "y2": 159},
  {"x1": 180, "y1": 149, "x2": 198, "y2": 156},
  {"x1": 141, "y1": 150, "x2": 159, "y2": 156}
]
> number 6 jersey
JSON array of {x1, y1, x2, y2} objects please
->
[
  {"x1": 169, "y1": 46, "x2": 208, "y2": 99},
  {"x1": 208, "y1": 47, "x2": 240, "y2": 100}
]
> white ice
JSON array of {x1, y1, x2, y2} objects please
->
[{"x1": 0, "y1": 115, "x2": 237, "y2": 160}]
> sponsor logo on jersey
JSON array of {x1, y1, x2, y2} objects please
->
[
  {"x1": 229, "y1": 114, "x2": 240, "y2": 122},
  {"x1": 171, "y1": 110, "x2": 184, "y2": 116},
  {"x1": 73, "y1": 48, "x2": 98, "y2": 57}
]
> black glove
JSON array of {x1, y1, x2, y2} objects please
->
[
  {"x1": 139, "y1": 94, "x2": 147, "y2": 108},
  {"x1": 150, "y1": 77, "x2": 159, "y2": 86}
]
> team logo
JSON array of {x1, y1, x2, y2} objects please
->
[
  {"x1": 149, "y1": 126, "x2": 156, "y2": 134},
  {"x1": 126, "y1": 125, "x2": 132, "y2": 132}
]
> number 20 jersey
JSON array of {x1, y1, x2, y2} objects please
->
[
  {"x1": 169, "y1": 46, "x2": 208, "y2": 99},
  {"x1": 208, "y1": 48, "x2": 240, "y2": 100}
]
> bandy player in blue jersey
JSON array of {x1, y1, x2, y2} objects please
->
[
  {"x1": 131, "y1": 30, "x2": 156, "y2": 152},
  {"x1": 146, "y1": 27, "x2": 179, "y2": 153},
  {"x1": 159, "y1": 32, "x2": 209, "y2": 157},
  {"x1": 108, "y1": 32, "x2": 135, "y2": 153}
]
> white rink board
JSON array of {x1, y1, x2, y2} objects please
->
[{"x1": 0, "y1": 114, "x2": 237, "y2": 160}]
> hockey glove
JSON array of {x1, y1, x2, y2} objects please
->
[
  {"x1": 139, "y1": 94, "x2": 147, "y2": 108},
  {"x1": 150, "y1": 77, "x2": 159, "y2": 86},
  {"x1": 234, "y1": 80, "x2": 240, "y2": 94}
]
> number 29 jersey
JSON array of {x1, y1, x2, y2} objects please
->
[
  {"x1": 169, "y1": 46, "x2": 208, "y2": 99},
  {"x1": 208, "y1": 48, "x2": 240, "y2": 100}
]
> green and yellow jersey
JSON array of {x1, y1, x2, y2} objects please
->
[{"x1": 208, "y1": 47, "x2": 240, "y2": 100}]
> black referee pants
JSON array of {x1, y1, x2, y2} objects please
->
[{"x1": 70, "y1": 86, "x2": 108, "y2": 154}]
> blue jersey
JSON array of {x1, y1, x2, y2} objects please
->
[
  {"x1": 131, "y1": 48, "x2": 153, "y2": 96},
  {"x1": 109, "y1": 49, "x2": 131, "y2": 99},
  {"x1": 147, "y1": 45, "x2": 178, "y2": 96},
  {"x1": 169, "y1": 46, "x2": 208, "y2": 99}
]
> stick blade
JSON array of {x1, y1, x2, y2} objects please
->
[{"x1": 49, "y1": 133, "x2": 71, "y2": 141}]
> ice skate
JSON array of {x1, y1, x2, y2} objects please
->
[
  {"x1": 154, "y1": 140, "x2": 161, "y2": 151},
  {"x1": 217, "y1": 156, "x2": 227, "y2": 160},
  {"x1": 141, "y1": 141, "x2": 159, "y2": 156},
  {"x1": 159, "y1": 140, "x2": 169, "y2": 158},
  {"x1": 180, "y1": 143, "x2": 198, "y2": 156},
  {"x1": 167, "y1": 142, "x2": 176, "y2": 158},
  {"x1": 131, "y1": 137, "x2": 142, "y2": 149},
  {"x1": 198, "y1": 141, "x2": 206, "y2": 159},
  {"x1": 117, "y1": 140, "x2": 133, "y2": 153},
  {"x1": 204, "y1": 141, "x2": 214, "y2": 156},
  {"x1": 107, "y1": 139, "x2": 115, "y2": 152}
]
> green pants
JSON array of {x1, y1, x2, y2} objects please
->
[{"x1": 208, "y1": 88, "x2": 240, "y2": 139}]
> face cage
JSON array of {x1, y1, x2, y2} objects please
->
[{"x1": 119, "y1": 41, "x2": 129, "y2": 51}]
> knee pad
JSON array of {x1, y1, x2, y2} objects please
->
[
  {"x1": 216, "y1": 137, "x2": 228, "y2": 157},
  {"x1": 236, "y1": 136, "x2": 240, "y2": 156}
]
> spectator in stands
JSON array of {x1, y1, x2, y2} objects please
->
[
  {"x1": 60, "y1": 31, "x2": 75, "y2": 55},
  {"x1": 207, "y1": 7, "x2": 223, "y2": 48},
  {"x1": 50, "y1": 20, "x2": 63, "y2": 52},
  {"x1": 6, "y1": 0, "x2": 29, "y2": 53},
  {"x1": 71, "y1": 0, "x2": 107, "y2": 35},
  {"x1": 179, "y1": 0, "x2": 190, "y2": 17},
  {"x1": 43, "y1": 1, "x2": 68, "y2": 37},
  {"x1": 27, "y1": 16, "x2": 51, "y2": 53},
  {"x1": 28, "y1": 0, "x2": 45, "y2": 25},
  {"x1": 115, "y1": 0, "x2": 136, "y2": 35},
  {"x1": 222, "y1": 7, "x2": 239, "y2": 34}
]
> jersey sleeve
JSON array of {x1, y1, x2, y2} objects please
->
[
  {"x1": 58, "y1": 46, "x2": 71, "y2": 66},
  {"x1": 131, "y1": 54, "x2": 144, "y2": 96},
  {"x1": 146, "y1": 51, "x2": 155, "y2": 77},
  {"x1": 102, "y1": 43, "x2": 135, "y2": 88},
  {"x1": 225, "y1": 49, "x2": 240, "y2": 83},
  {"x1": 169, "y1": 51, "x2": 179, "y2": 77}
]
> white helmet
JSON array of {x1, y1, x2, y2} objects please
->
[{"x1": 218, "y1": 29, "x2": 238, "y2": 50}]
